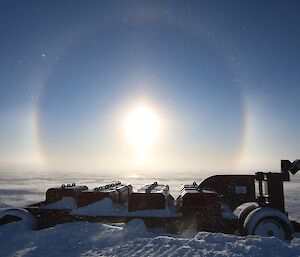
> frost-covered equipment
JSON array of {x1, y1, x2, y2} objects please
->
[
  {"x1": 128, "y1": 182, "x2": 173, "y2": 211},
  {"x1": 237, "y1": 159, "x2": 300, "y2": 239},
  {"x1": 0, "y1": 159, "x2": 299, "y2": 240},
  {"x1": 77, "y1": 182, "x2": 132, "y2": 207},
  {"x1": 177, "y1": 183, "x2": 221, "y2": 218},
  {"x1": 198, "y1": 175, "x2": 256, "y2": 210},
  {"x1": 244, "y1": 207, "x2": 293, "y2": 240},
  {"x1": 46, "y1": 183, "x2": 88, "y2": 203}
]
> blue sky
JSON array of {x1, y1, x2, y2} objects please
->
[{"x1": 0, "y1": 0, "x2": 300, "y2": 172}]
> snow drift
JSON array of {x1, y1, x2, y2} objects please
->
[{"x1": 0, "y1": 219, "x2": 299, "y2": 257}]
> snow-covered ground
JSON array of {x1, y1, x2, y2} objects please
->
[
  {"x1": 0, "y1": 219, "x2": 299, "y2": 257},
  {"x1": 0, "y1": 170, "x2": 299, "y2": 256}
]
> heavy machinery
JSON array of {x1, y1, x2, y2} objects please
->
[{"x1": 0, "y1": 160, "x2": 299, "y2": 240}]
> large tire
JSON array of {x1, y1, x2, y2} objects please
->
[
  {"x1": 233, "y1": 202, "x2": 258, "y2": 234},
  {"x1": 244, "y1": 207, "x2": 293, "y2": 240},
  {"x1": 0, "y1": 208, "x2": 37, "y2": 230}
]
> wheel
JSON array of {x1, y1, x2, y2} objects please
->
[
  {"x1": 233, "y1": 202, "x2": 258, "y2": 234},
  {"x1": 253, "y1": 218, "x2": 289, "y2": 238},
  {"x1": 0, "y1": 208, "x2": 37, "y2": 230},
  {"x1": 244, "y1": 207, "x2": 293, "y2": 240}
]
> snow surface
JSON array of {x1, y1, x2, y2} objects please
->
[
  {"x1": 0, "y1": 219, "x2": 299, "y2": 257},
  {"x1": 0, "y1": 201, "x2": 12, "y2": 208}
]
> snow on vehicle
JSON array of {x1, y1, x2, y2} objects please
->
[{"x1": 0, "y1": 160, "x2": 299, "y2": 240}]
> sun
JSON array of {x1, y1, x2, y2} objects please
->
[{"x1": 125, "y1": 106, "x2": 160, "y2": 151}]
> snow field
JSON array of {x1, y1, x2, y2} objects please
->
[{"x1": 0, "y1": 219, "x2": 299, "y2": 257}]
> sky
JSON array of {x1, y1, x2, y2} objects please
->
[{"x1": 0, "y1": 0, "x2": 300, "y2": 173}]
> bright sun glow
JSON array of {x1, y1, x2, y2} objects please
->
[{"x1": 125, "y1": 106, "x2": 160, "y2": 151}]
